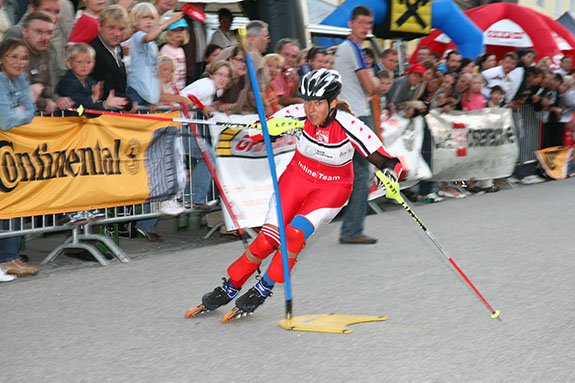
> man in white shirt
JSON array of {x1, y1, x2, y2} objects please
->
[{"x1": 482, "y1": 52, "x2": 523, "y2": 104}]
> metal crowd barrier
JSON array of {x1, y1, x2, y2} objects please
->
[
  {"x1": 0, "y1": 107, "x2": 224, "y2": 266},
  {"x1": 512, "y1": 104, "x2": 541, "y2": 164}
]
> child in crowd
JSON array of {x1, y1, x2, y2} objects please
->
[
  {"x1": 181, "y1": 61, "x2": 233, "y2": 117},
  {"x1": 159, "y1": 19, "x2": 189, "y2": 92},
  {"x1": 126, "y1": 2, "x2": 181, "y2": 108},
  {"x1": 488, "y1": 86, "x2": 504, "y2": 108},
  {"x1": 68, "y1": 0, "x2": 107, "y2": 44},
  {"x1": 56, "y1": 43, "x2": 126, "y2": 224},
  {"x1": 461, "y1": 73, "x2": 486, "y2": 111},
  {"x1": 377, "y1": 69, "x2": 394, "y2": 119},
  {"x1": 157, "y1": 54, "x2": 194, "y2": 110},
  {"x1": 56, "y1": 43, "x2": 127, "y2": 110},
  {"x1": 263, "y1": 53, "x2": 284, "y2": 115},
  {"x1": 181, "y1": 61, "x2": 233, "y2": 210}
]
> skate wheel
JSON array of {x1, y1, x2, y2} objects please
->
[
  {"x1": 221, "y1": 308, "x2": 241, "y2": 323},
  {"x1": 185, "y1": 305, "x2": 206, "y2": 318}
]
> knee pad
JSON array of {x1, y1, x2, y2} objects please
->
[
  {"x1": 249, "y1": 226, "x2": 280, "y2": 260},
  {"x1": 286, "y1": 216, "x2": 314, "y2": 254},
  {"x1": 266, "y1": 252, "x2": 297, "y2": 284}
]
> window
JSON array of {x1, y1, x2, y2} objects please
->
[{"x1": 537, "y1": 0, "x2": 545, "y2": 9}]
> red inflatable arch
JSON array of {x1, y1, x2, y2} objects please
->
[{"x1": 413, "y1": 3, "x2": 575, "y2": 67}]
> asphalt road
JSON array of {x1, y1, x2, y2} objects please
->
[{"x1": 1, "y1": 179, "x2": 574, "y2": 383}]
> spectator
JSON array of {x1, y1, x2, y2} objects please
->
[
  {"x1": 482, "y1": 52, "x2": 522, "y2": 104},
  {"x1": 373, "y1": 47, "x2": 399, "y2": 77},
  {"x1": 204, "y1": 44, "x2": 221, "y2": 66},
  {"x1": 55, "y1": 42, "x2": 126, "y2": 110},
  {"x1": 0, "y1": 38, "x2": 38, "y2": 278},
  {"x1": 377, "y1": 68, "x2": 393, "y2": 104},
  {"x1": 429, "y1": 51, "x2": 440, "y2": 67},
  {"x1": 126, "y1": 2, "x2": 181, "y2": 107},
  {"x1": 421, "y1": 58, "x2": 436, "y2": 82},
  {"x1": 0, "y1": 0, "x2": 12, "y2": 40},
  {"x1": 459, "y1": 57, "x2": 474, "y2": 75},
  {"x1": 3, "y1": 0, "x2": 73, "y2": 85},
  {"x1": 533, "y1": 70, "x2": 556, "y2": 123},
  {"x1": 536, "y1": 56, "x2": 551, "y2": 72},
  {"x1": 297, "y1": 45, "x2": 328, "y2": 78},
  {"x1": 416, "y1": 46, "x2": 430, "y2": 63},
  {"x1": 325, "y1": 48, "x2": 335, "y2": 70},
  {"x1": 549, "y1": 75, "x2": 575, "y2": 147},
  {"x1": 461, "y1": 73, "x2": 486, "y2": 112},
  {"x1": 438, "y1": 49, "x2": 461, "y2": 75},
  {"x1": 263, "y1": 53, "x2": 283, "y2": 115},
  {"x1": 271, "y1": 38, "x2": 303, "y2": 107},
  {"x1": 3, "y1": 0, "x2": 28, "y2": 25},
  {"x1": 89, "y1": 5, "x2": 131, "y2": 111},
  {"x1": 181, "y1": 61, "x2": 233, "y2": 210},
  {"x1": 114, "y1": 0, "x2": 137, "y2": 13},
  {"x1": 22, "y1": 11, "x2": 73, "y2": 113},
  {"x1": 488, "y1": 85, "x2": 504, "y2": 108},
  {"x1": 510, "y1": 66, "x2": 543, "y2": 110},
  {"x1": 159, "y1": 18, "x2": 188, "y2": 91},
  {"x1": 214, "y1": 45, "x2": 246, "y2": 114},
  {"x1": 212, "y1": 20, "x2": 270, "y2": 114},
  {"x1": 419, "y1": 70, "x2": 443, "y2": 110},
  {"x1": 363, "y1": 47, "x2": 375, "y2": 68},
  {"x1": 335, "y1": 5, "x2": 381, "y2": 245},
  {"x1": 431, "y1": 71, "x2": 456, "y2": 110},
  {"x1": 157, "y1": 54, "x2": 193, "y2": 110},
  {"x1": 68, "y1": 0, "x2": 106, "y2": 45},
  {"x1": 555, "y1": 55, "x2": 572, "y2": 76},
  {"x1": 181, "y1": 1, "x2": 206, "y2": 84},
  {"x1": 181, "y1": 60, "x2": 232, "y2": 117},
  {"x1": 388, "y1": 63, "x2": 425, "y2": 112},
  {"x1": 476, "y1": 52, "x2": 496, "y2": 73},
  {"x1": 517, "y1": 48, "x2": 537, "y2": 68},
  {"x1": 209, "y1": 7, "x2": 234, "y2": 49}
]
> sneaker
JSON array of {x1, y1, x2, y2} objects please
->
[
  {"x1": 0, "y1": 268, "x2": 15, "y2": 282},
  {"x1": 339, "y1": 235, "x2": 377, "y2": 244},
  {"x1": 520, "y1": 175, "x2": 546, "y2": 184},
  {"x1": 423, "y1": 192, "x2": 444, "y2": 203},
  {"x1": 467, "y1": 186, "x2": 486, "y2": 195},
  {"x1": 160, "y1": 199, "x2": 185, "y2": 216},
  {"x1": 136, "y1": 228, "x2": 162, "y2": 242},
  {"x1": 67, "y1": 211, "x2": 89, "y2": 225},
  {"x1": 0, "y1": 259, "x2": 39, "y2": 276},
  {"x1": 234, "y1": 281, "x2": 273, "y2": 313},
  {"x1": 202, "y1": 278, "x2": 241, "y2": 310},
  {"x1": 87, "y1": 210, "x2": 106, "y2": 221},
  {"x1": 482, "y1": 185, "x2": 499, "y2": 193},
  {"x1": 437, "y1": 188, "x2": 467, "y2": 199}
]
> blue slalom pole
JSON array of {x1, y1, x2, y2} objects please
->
[{"x1": 238, "y1": 29, "x2": 293, "y2": 319}]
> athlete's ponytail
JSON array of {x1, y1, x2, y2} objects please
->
[{"x1": 335, "y1": 100, "x2": 355, "y2": 116}]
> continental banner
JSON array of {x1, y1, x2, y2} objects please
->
[
  {"x1": 207, "y1": 112, "x2": 296, "y2": 230},
  {"x1": 390, "y1": 0, "x2": 432, "y2": 35},
  {"x1": 535, "y1": 146, "x2": 575, "y2": 179},
  {"x1": 425, "y1": 108, "x2": 518, "y2": 181},
  {"x1": 0, "y1": 112, "x2": 184, "y2": 219}
]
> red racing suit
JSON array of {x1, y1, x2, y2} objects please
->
[{"x1": 264, "y1": 104, "x2": 403, "y2": 230}]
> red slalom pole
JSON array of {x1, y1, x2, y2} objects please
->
[
  {"x1": 179, "y1": 105, "x2": 251, "y2": 249},
  {"x1": 375, "y1": 171, "x2": 501, "y2": 321}
]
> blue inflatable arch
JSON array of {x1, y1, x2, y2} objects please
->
[{"x1": 320, "y1": 0, "x2": 483, "y2": 60}]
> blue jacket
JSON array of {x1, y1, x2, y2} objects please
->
[
  {"x1": 0, "y1": 71, "x2": 35, "y2": 131},
  {"x1": 55, "y1": 70, "x2": 104, "y2": 109}
]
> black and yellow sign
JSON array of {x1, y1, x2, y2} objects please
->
[{"x1": 390, "y1": 0, "x2": 432, "y2": 34}]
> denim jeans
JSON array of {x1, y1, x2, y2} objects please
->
[
  {"x1": 126, "y1": 86, "x2": 150, "y2": 106},
  {"x1": 0, "y1": 219, "x2": 22, "y2": 263},
  {"x1": 340, "y1": 115, "x2": 374, "y2": 238},
  {"x1": 190, "y1": 135, "x2": 215, "y2": 204},
  {"x1": 136, "y1": 203, "x2": 158, "y2": 233}
]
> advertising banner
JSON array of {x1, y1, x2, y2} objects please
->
[
  {"x1": 425, "y1": 108, "x2": 518, "y2": 181},
  {"x1": 0, "y1": 113, "x2": 183, "y2": 218}
]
